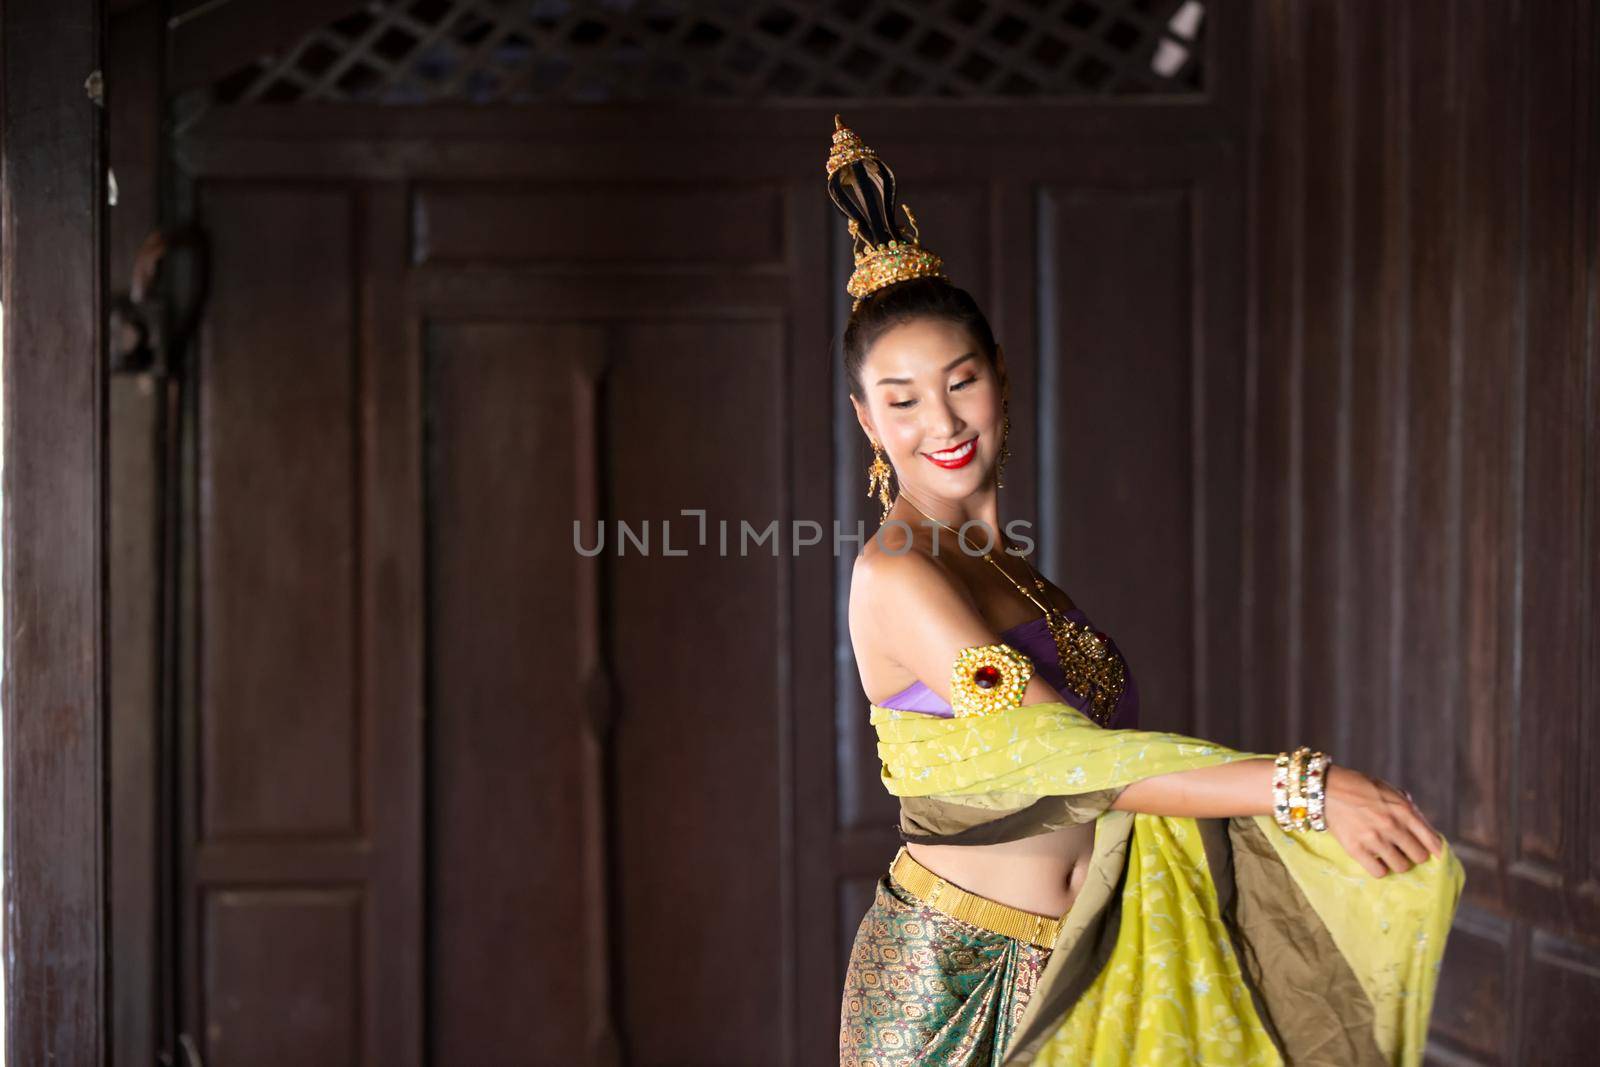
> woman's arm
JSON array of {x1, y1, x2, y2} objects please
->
[
  {"x1": 857, "y1": 544, "x2": 1067, "y2": 709},
  {"x1": 1113, "y1": 758, "x2": 1446, "y2": 877},
  {"x1": 862, "y1": 546, "x2": 1446, "y2": 878}
]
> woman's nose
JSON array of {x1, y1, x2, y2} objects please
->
[{"x1": 928, "y1": 398, "x2": 965, "y2": 439}]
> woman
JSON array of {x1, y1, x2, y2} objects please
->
[{"x1": 828, "y1": 116, "x2": 1464, "y2": 1066}]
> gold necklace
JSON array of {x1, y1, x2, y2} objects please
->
[
  {"x1": 896, "y1": 495, "x2": 1127, "y2": 726},
  {"x1": 896, "y1": 495, "x2": 1049, "y2": 612}
]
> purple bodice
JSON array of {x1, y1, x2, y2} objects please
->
[{"x1": 875, "y1": 610, "x2": 1140, "y2": 728}]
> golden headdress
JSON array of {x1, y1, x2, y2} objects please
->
[{"x1": 825, "y1": 115, "x2": 948, "y2": 310}]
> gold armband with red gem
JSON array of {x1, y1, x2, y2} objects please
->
[{"x1": 949, "y1": 643, "x2": 1033, "y2": 717}]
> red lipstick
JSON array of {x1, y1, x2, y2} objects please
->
[{"x1": 922, "y1": 435, "x2": 979, "y2": 470}]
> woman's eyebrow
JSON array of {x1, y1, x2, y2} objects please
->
[{"x1": 874, "y1": 351, "x2": 978, "y2": 386}]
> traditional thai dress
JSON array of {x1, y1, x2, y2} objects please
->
[{"x1": 839, "y1": 611, "x2": 1464, "y2": 1066}]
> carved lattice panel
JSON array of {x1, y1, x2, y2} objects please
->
[{"x1": 211, "y1": 0, "x2": 1207, "y2": 104}]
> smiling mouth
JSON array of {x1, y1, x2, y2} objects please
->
[{"x1": 922, "y1": 436, "x2": 978, "y2": 468}]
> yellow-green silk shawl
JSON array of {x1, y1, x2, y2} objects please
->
[{"x1": 871, "y1": 700, "x2": 1465, "y2": 1066}]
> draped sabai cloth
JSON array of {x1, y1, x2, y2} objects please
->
[{"x1": 869, "y1": 699, "x2": 1465, "y2": 1066}]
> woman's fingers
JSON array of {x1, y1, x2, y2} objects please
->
[
  {"x1": 1373, "y1": 838, "x2": 1414, "y2": 874},
  {"x1": 1405, "y1": 807, "x2": 1443, "y2": 856},
  {"x1": 1377, "y1": 780, "x2": 1446, "y2": 861},
  {"x1": 1392, "y1": 824, "x2": 1433, "y2": 866},
  {"x1": 1377, "y1": 795, "x2": 1435, "y2": 866},
  {"x1": 1332, "y1": 821, "x2": 1387, "y2": 877},
  {"x1": 1386, "y1": 782, "x2": 1444, "y2": 856},
  {"x1": 1411, "y1": 804, "x2": 1444, "y2": 854},
  {"x1": 1353, "y1": 847, "x2": 1388, "y2": 879}
]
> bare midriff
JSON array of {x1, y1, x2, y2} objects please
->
[{"x1": 904, "y1": 820, "x2": 1097, "y2": 919}]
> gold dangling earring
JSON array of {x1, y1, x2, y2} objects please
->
[
  {"x1": 997, "y1": 395, "x2": 1012, "y2": 489},
  {"x1": 866, "y1": 438, "x2": 894, "y2": 522}
]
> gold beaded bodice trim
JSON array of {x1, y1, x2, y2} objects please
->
[{"x1": 1046, "y1": 614, "x2": 1128, "y2": 726}]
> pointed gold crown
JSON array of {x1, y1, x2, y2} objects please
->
[
  {"x1": 825, "y1": 115, "x2": 877, "y2": 175},
  {"x1": 825, "y1": 115, "x2": 947, "y2": 309}
]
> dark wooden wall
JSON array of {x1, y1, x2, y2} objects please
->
[{"x1": 1245, "y1": 2, "x2": 1600, "y2": 1063}]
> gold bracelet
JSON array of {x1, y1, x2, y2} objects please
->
[
  {"x1": 1272, "y1": 751, "x2": 1294, "y2": 831},
  {"x1": 1273, "y1": 746, "x2": 1331, "y2": 833},
  {"x1": 1291, "y1": 746, "x2": 1313, "y2": 831},
  {"x1": 1306, "y1": 751, "x2": 1330, "y2": 831}
]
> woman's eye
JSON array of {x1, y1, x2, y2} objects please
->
[
  {"x1": 951, "y1": 376, "x2": 978, "y2": 390},
  {"x1": 889, "y1": 398, "x2": 916, "y2": 409}
]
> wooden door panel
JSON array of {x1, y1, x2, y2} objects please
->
[
  {"x1": 200, "y1": 183, "x2": 362, "y2": 841},
  {"x1": 606, "y1": 317, "x2": 788, "y2": 1058},
  {"x1": 427, "y1": 320, "x2": 606, "y2": 1063},
  {"x1": 192, "y1": 180, "x2": 419, "y2": 1067},
  {"x1": 1524, "y1": 932, "x2": 1600, "y2": 1064},
  {"x1": 412, "y1": 183, "x2": 787, "y2": 267},
  {"x1": 427, "y1": 313, "x2": 793, "y2": 1062},
  {"x1": 204, "y1": 889, "x2": 363, "y2": 1066}
]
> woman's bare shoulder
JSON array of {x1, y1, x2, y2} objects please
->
[
  {"x1": 851, "y1": 523, "x2": 964, "y2": 608},
  {"x1": 850, "y1": 534, "x2": 938, "y2": 643},
  {"x1": 848, "y1": 531, "x2": 1062, "y2": 708},
  {"x1": 849, "y1": 529, "x2": 985, "y2": 654}
]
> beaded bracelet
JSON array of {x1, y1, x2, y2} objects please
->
[
  {"x1": 1272, "y1": 746, "x2": 1331, "y2": 833},
  {"x1": 1305, "y1": 750, "x2": 1330, "y2": 831},
  {"x1": 1271, "y1": 750, "x2": 1296, "y2": 831},
  {"x1": 1292, "y1": 747, "x2": 1311, "y2": 830}
]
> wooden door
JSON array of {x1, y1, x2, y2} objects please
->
[
  {"x1": 416, "y1": 207, "x2": 829, "y2": 1062},
  {"x1": 177, "y1": 114, "x2": 840, "y2": 1064}
]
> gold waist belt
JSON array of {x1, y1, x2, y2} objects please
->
[{"x1": 888, "y1": 846, "x2": 1063, "y2": 951}]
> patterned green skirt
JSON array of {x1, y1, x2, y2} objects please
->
[{"x1": 839, "y1": 872, "x2": 1051, "y2": 1066}]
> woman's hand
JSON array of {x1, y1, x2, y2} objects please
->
[
  {"x1": 1106, "y1": 757, "x2": 1447, "y2": 879},
  {"x1": 1323, "y1": 765, "x2": 1443, "y2": 877}
]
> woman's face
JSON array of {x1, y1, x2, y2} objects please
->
[{"x1": 852, "y1": 317, "x2": 1006, "y2": 504}]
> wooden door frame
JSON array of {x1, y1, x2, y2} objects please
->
[{"x1": 1, "y1": 0, "x2": 111, "y2": 1062}]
